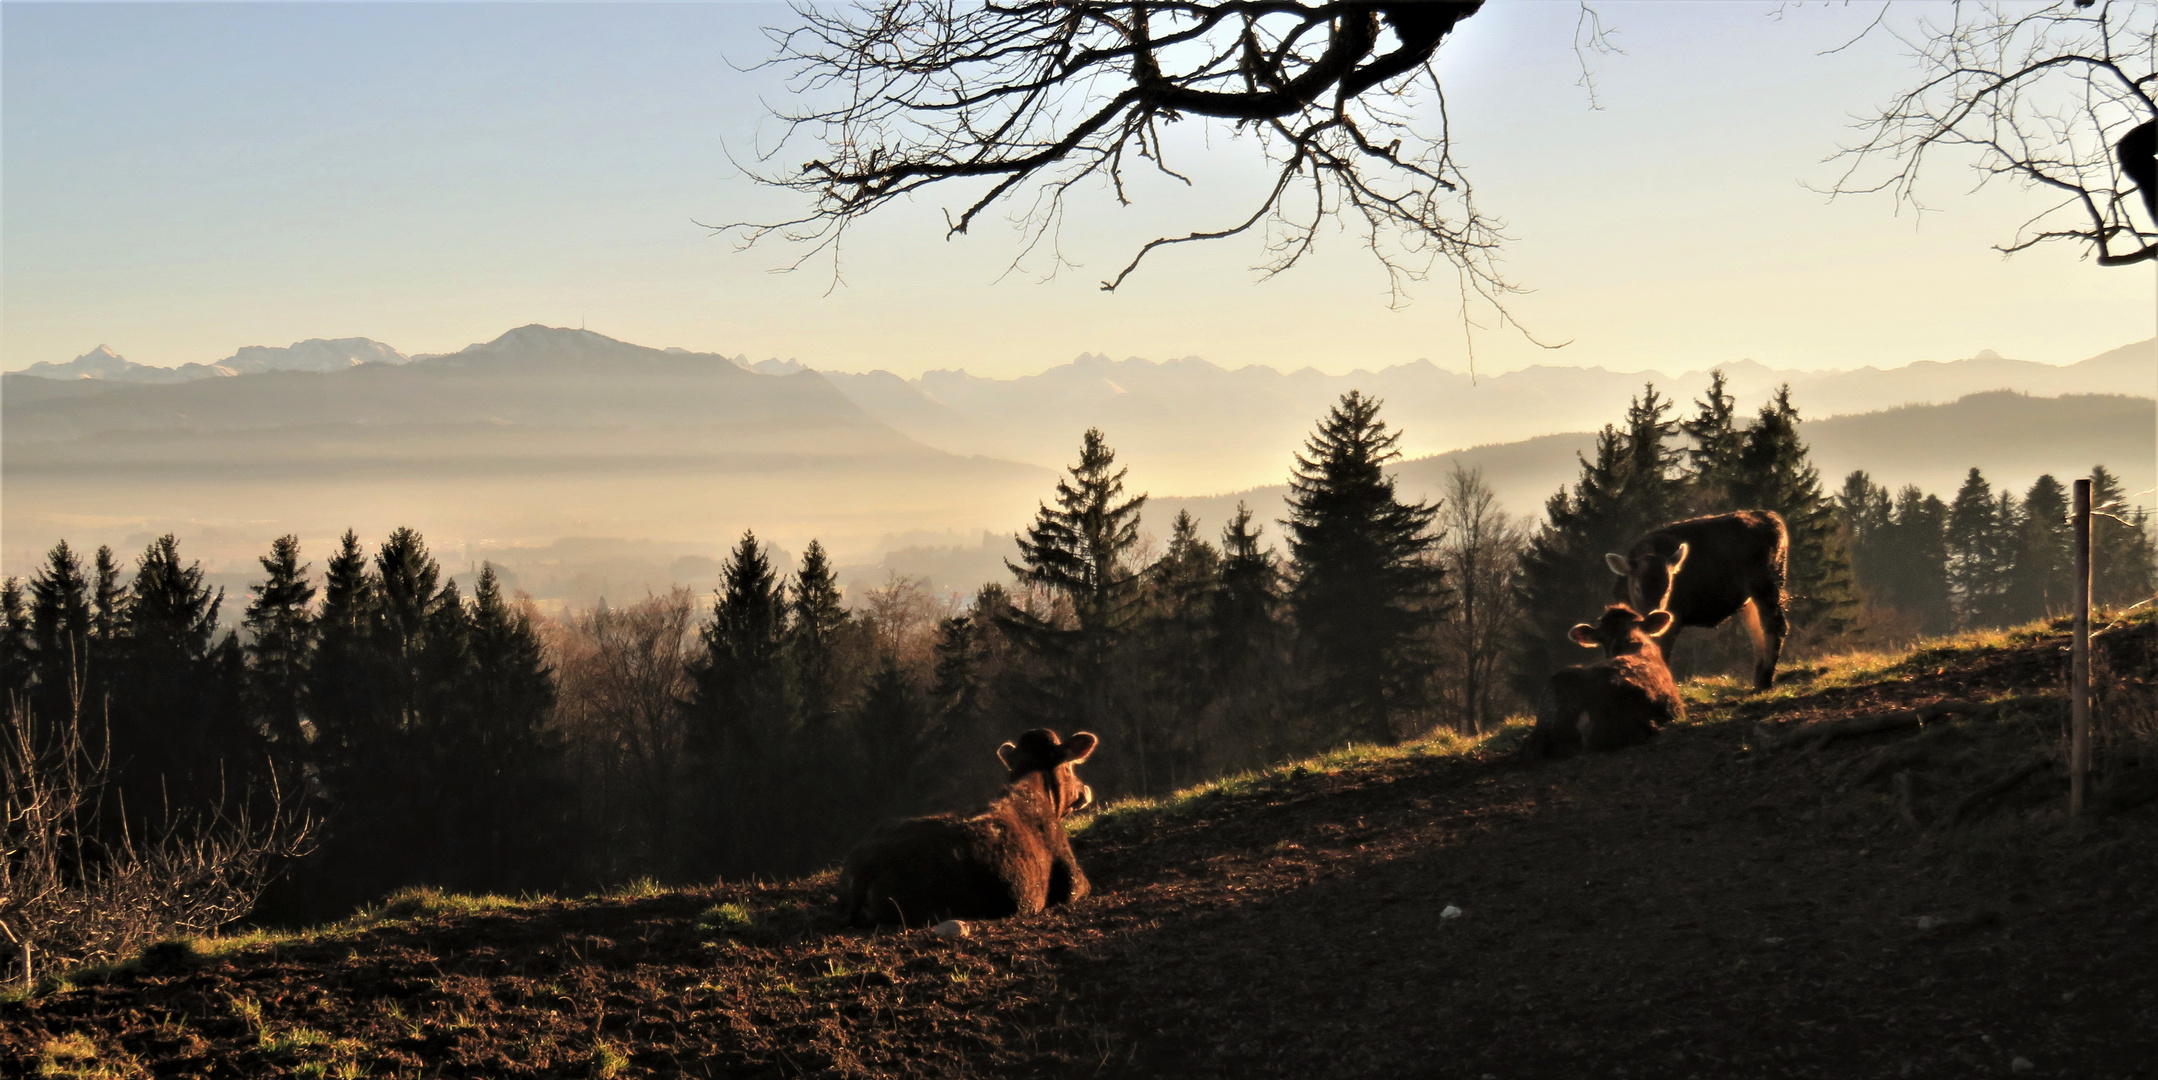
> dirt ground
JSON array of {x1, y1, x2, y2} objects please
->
[{"x1": 6, "y1": 623, "x2": 2155, "y2": 1078}]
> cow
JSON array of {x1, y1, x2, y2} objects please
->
[
  {"x1": 836, "y1": 728, "x2": 1099, "y2": 927},
  {"x1": 1607, "y1": 509, "x2": 1789, "y2": 690},
  {"x1": 1531, "y1": 604, "x2": 1685, "y2": 758}
]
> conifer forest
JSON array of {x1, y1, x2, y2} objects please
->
[{"x1": 3, "y1": 378, "x2": 2153, "y2": 955}]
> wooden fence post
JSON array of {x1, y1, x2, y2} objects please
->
[{"x1": 2071, "y1": 478, "x2": 2092, "y2": 818}]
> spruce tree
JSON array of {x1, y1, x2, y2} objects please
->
[
  {"x1": 689, "y1": 530, "x2": 797, "y2": 875},
  {"x1": 1888, "y1": 487, "x2": 1955, "y2": 635},
  {"x1": 852, "y1": 652, "x2": 929, "y2": 818},
  {"x1": 694, "y1": 530, "x2": 792, "y2": 754},
  {"x1": 1728, "y1": 386, "x2": 1856, "y2": 630},
  {"x1": 1005, "y1": 428, "x2": 1148, "y2": 644},
  {"x1": 456, "y1": 565, "x2": 566, "y2": 891},
  {"x1": 120, "y1": 534, "x2": 258, "y2": 815},
  {"x1": 1835, "y1": 471, "x2": 1894, "y2": 599},
  {"x1": 1513, "y1": 427, "x2": 1635, "y2": 701},
  {"x1": 1680, "y1": 369, "x2": 1744, "y2": 513},
  {"x1": 2090, "y1": 465, "x2": 2158, "y2": 609},
  {"x1": 1285, "y1": 391, "x2": 1447, "y2": 744},
  {"x1": 90, "y1": 545, "x2": 129, "y2": 651},
  {"x1": 1619, "y1": 384, "x2": 1686, "y2": 529},
  {"x1": 245, "y1": 535, "x2": 318, "y2": 748},
  {"x1": 309, "y1": 530, "x2": 380, "y2": 766},
  {"x1": 1214, "y1": 503, "x2": 1285, "y2": 667},
  {"x1": 0, "y1": 578, "x2": 30, "y2": 702},
  {"x1": 2003, "y1": 475, "x2": 2071, "y2": 622},
  {"x1": 29, "y1": 541, "x2": 93, "y2": 721},
  {"x1": 787, "y1": 540, "x2": 851, "y2": 732},
  {"x1": 1946, "y1": 468, "x2": 2008, "y2": 628},
  {"x1": 1002, "y1": 428, "x2": 1148, "y2": 773},
  {"x1": 1136, "y1": 510, "x2": 1222, "y2": 790}
]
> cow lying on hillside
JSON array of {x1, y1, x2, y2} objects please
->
[
  {"x1": 837, "y1": 728, "x2": 1099, "y2": 927},
  {"x1": 1608, "y1": 509, "x2": 1789, "y2": 690},
  {"x1": 1532, "y1": 604, "x2": 1685, "y2": 758}
]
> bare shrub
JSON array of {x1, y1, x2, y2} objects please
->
[{"x1": 0, "y1": 700, "x2": 314, "y2": 983}]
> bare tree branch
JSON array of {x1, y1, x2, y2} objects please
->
[
  {"x1": 714, "y1": 1, "x2": 1532, "y2": 311},
  {"x1": 1826, "y1": 0, "x2": 2158, "y2": 267}
]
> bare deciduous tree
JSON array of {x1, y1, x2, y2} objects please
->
[
  {"x1": 547, "y1": 590, "x2": 698, "y2": 880},
  {"x1": 725, "y1": 1, "x2": 1537, "y2": 308},
  {"x1": 1830, "y1": 0, "x2": 2157, "y2": 266},
  {"x1": 1434, "y1": 464, "x2": 1525, "y2": 733}
]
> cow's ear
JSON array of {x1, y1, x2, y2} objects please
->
[
  {"x1": 1605, "y1": 553, "x2": 1631, "y2": 576},
  {"x1": 1569, "y1": 624, "x2": 1601, "y2": 648},
  {"x1": 1641, "y1": 610, "x2": 1674, "y2": 637},
  {"x1": 1061, "y1": 731, "x2": 1099, "y2": 764},
  {"x1": 1667, "y1": 543, "x2": 1690, "y2": 572},
  {"x1": 996, "y1": 741, "x2": 1020, "y2": 769}
]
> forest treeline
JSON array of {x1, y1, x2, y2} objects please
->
[{"x1": 3, "y1": 380, "x2": 2153, "y2": 925}]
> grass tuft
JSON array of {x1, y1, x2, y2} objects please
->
[
  {"x1": 695, "y1": 902, "x2": 755, "y2": 936},
  {"x1": 588, "y1": 1040, "x2": 630, "y2": 1079},
  {"x1": 35, "y1": 1032, "x2": 147, "y2": 1079}
]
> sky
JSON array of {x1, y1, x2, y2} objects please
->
[{"x1": 3, "y1": 1, "x2": 2154, "y2": 380}]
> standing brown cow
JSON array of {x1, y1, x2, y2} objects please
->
[
  {"x1": 1531, "y1": 604, "x2": 1686, "y2": 758},
  {"x1": 837, "y1": 728, "x2": 1098, "y2": 927},
  {"x1": 1607, "y1": 510, "x2": 1789, "y2": 690}
]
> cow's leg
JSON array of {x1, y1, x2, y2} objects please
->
[{"x1": 1740, "y1": 595, "x2": 1788, "y2": 690}]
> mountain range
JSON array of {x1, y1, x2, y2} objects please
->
[{"x1": 4, "y1": 327, "x2": 2150, "y2": 607}]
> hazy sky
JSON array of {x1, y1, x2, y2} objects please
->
[{"x1": 4, "y1": 1, "x2": 2153, "y2": 379}]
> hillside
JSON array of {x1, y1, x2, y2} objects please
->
[
  {"x1": 819, "y1": 340, "x2": 2156, "y2": 495},
  {"x1": 7, "y1": 617, "x2": 2153, "y2": 1078},
  {"x1": 1154, "y1": 390, "x2": 2158, "y2": 540}
]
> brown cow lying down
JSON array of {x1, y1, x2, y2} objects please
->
[
  {"x1": 837, "y1": 728, "x2": 1099, "y2": 927},
  {"x1": 1532, "y1": 605, "x2": 1686, "y2": 759}
]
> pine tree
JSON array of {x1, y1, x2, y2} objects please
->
[
  {"x1": 0, "y1": 578, "x2": 30, "y2": 702},
  {"x1": 1835, "y1": 470, "x2": 1894, "y2": 598},
  {"x1": 2090, "y1": 465, "x2": 2158, "y2": 609},
  {"x1": 1002, "y1": 428, "x2": 1148, "y2": 778},
  {"x1": 787, "y1": 540, "x2": 851, "y2": 732},
  {"x1": 29, "y1": 541, "x2": 93, "y2": 721},
  {"x1": 90, "y1": 546, "x2": 129, "y2": 650},
  {"x1": 1135, "y1": 509, "x2": 1222, "y2": 790},
  {"x1": 1680, "y1": 369, "x2": 1744, "y2": 513},
  {"x1": 309, "y1": 530, "x2": 380, "y2": 766},
  {"x1": 1214, "y1": 503, "x2": 1285, "y2": 669},
  {"x1": 852, "y1": 652, "x2": 929, "y2": 818},
  {"x1": 1619, "y1": 384, "x2": 1686, "y2": 529},
  {"x1": 454, "y1": 565, "x2": 566, "y2": 891},
  {"x1": 245, "y1": 535, "x2": 318, "y2": 748},
  {"x1": 1005, "y1": 428, "x2": 1148, "y2": 645},
  {"x1": 1513, "y1": 426, "x2": 1636, "y2": 701},
  {"x1": 120, "y1": 534, "x2": 259, "y2": 815},
  {"x1": 694, "y1": 530, "x2": 792, "y2": 755},
  {"x1": 1888, "y1": 487, "x2": 1955, "y2": 635},
  {"x1": 1946, "y1": 468, "x2": 2008, "y2": 628},
  {"x1": 2002, "y1": 475, "x2": 2071, "y2": 622},
  {"x1": 1728, "y1": 386, "x2": 1856, "y2": 630},
  {"x1": 1285, "y1": 392, "x2": 1448, "y2": 744}
]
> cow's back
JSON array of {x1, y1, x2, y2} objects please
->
[{"x1": 1626, "y1": 510, "x2": 1787, "y2": 628}]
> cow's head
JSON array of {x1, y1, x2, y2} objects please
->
[
  {"x1": 1606, "y1": 542, "x2": 1689, "y2": 614},
  {"x1": 1569, "y1": 603, "x2": 1674, "y2": 658},
  {"x1": 998, "y1": 728, "x2": 1100, "y2": 816}
]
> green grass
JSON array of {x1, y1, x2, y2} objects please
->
[
  {"x1": 695, "y1": 902, "x2": 755, "y2": 936},
  {"x1": 1074, "y1": 720, "x2": 1526, "y2": 837},
  {"x1": 588, "y1": 1040, "x2": 630, "y2": 1079}
]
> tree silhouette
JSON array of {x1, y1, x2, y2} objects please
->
[
  {"x1": 1832, "y1": 1, "x2": 2156, "y2": 266},
  {"x1": 728, "y1": 1, "x2": 1525, "y2": 307}
]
